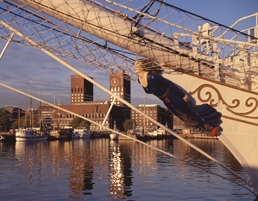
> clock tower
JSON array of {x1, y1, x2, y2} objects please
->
[
  {"x1": 110, "y1": 71, "x2": 131, "y2": 120},
  {"x1": 110, "y1": 71, "x2": 131, "y2": 107}
]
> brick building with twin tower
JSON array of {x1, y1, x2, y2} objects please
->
[{"x1": 38, "y1": 71, "x2": 173, "y2": 132}]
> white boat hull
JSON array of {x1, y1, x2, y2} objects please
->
[
  {"x1": 148, "y1": 128, "x2": 163, "y2": 137},
  {"x1": 72, "y1": 135, "x2": 91, "y2": 139},
  {"x1": 72, "y1": 128, "x2": 91, "y2": 139},
  {"x1": 164, "y1": 73, "x2": 258, "y2": 192},
  {"x1": 15, "y1": 128, "x2": 49, "y2": 142},
  {"x1": 110, "y1": 133, "x2": 118, "y2": 140},
  {"x1": 16, "y1": 135, "x2": 49, "y2": 142}
]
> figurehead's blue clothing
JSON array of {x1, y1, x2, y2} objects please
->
[{"x1": 140, "y1": 72, "x2": 222, "y2": 131}]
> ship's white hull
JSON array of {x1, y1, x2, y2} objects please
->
[
  {"x1": 164, "y1": 73, "x2": 258, "y2": 192},
  {"x1": 16, "y1": 135, "x2": 49, "y2": 142},
  {"x1": 15, "y1": 128, "x2": 49, "y2": 142},
  {"x1": 72, "y1": 128, "x2": 91, "y2": 139},
  {"x1": 110, "y1": 133, "x2": 118, "y2": 140}
]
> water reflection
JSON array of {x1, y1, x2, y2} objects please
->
[
  {"x1": 172, "y1": 139, "x2": 246, "y2": 176},
  {"x1": 109, "y1": 140, "x2": 128, "y2": 199},
  {"x1": 68, "y1": 140, "x2": 93, "y2": 199},
  {"x1": 0, "y1": 138, "x2": 255, "y2": 200}
]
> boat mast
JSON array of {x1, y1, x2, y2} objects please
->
[
  {"x1": 30, "y1": 80, "x2": 33, "y2": 128},
  {"x1": 18, "y1": 103, "x2": 20, "y2": 128}
]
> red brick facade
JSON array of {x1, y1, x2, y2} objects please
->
[
  {"x1": 71, "y1": 74, "x2": 93, "y2": 103},
  {"x1": 39, "y1": 101, "x2": 125, "y2": 131},
  {"x1": 38, "y1": 73, "x2": 173, "y2": 132}
]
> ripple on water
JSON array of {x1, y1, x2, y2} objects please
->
[{"x1": 0, "y1": 139, "x2": 256, "y2": 200}]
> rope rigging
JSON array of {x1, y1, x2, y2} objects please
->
[{"x1": 0, "y1": 0, "x2": 258, "y2": 195}]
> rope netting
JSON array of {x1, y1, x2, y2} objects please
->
[
  {"x1": 0, "y1": 0, "x2": 257, "y2": 89},
  {"x1": 0, "y1": 1, "x2": 258, "y2": 194}
]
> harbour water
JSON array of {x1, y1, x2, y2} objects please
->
[{"x1": 0, "y1": 138, "x2": 257, "y2": 201}]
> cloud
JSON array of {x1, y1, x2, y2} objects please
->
[{"x1": 0, "y1": 41, "x2": 148, "y2": 108}]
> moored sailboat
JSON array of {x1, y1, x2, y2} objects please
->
[
  {"x1": 109, "y1": 120, "x2": 119, "y2": 140},
  {"x1": 15, "y1": 127, "x2": 49, "y2": 142},
  {"x1": 72, "y1": 128, "x2": 91, "y2": 139}
]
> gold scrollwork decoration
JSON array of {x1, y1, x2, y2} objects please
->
[{"x1": 189, "y1": 84, "x2": 258, "y2": 119}]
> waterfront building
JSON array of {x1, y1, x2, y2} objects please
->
[
  {"x1": 2, "y1": 105, "x2": 35, "y2": 129},
  {"x1": 110, "y1": 71, "x2": 131, "y2": 120},
  {"x1": 71, "y1": 74, "x2": 93, "y2": 103},
  {"x1": 131, "y1": 104, "x2": 173, "y2": 132},
  {"x1": 40, "y1": 101, "x2": 125, "y2": 131},
  {"x1": 38, "y1": 104, "x2": 54, "y2": 128},
  {"x1": 110, "y1": 71, "x2": 131, "y2": 106},
  {"x1": 173, "y1": 115, "x2": 185, "y2": 130},
  {"x1": 38, "y1": 73, "x2": 130, "y2": 131},
  {"x1": 3, "y1": 106, "x2": 22, "y2": 125}
]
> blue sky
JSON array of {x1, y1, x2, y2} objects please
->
[{"x1": 0, "y1": 0, "x2": 257, "y2": 109}]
